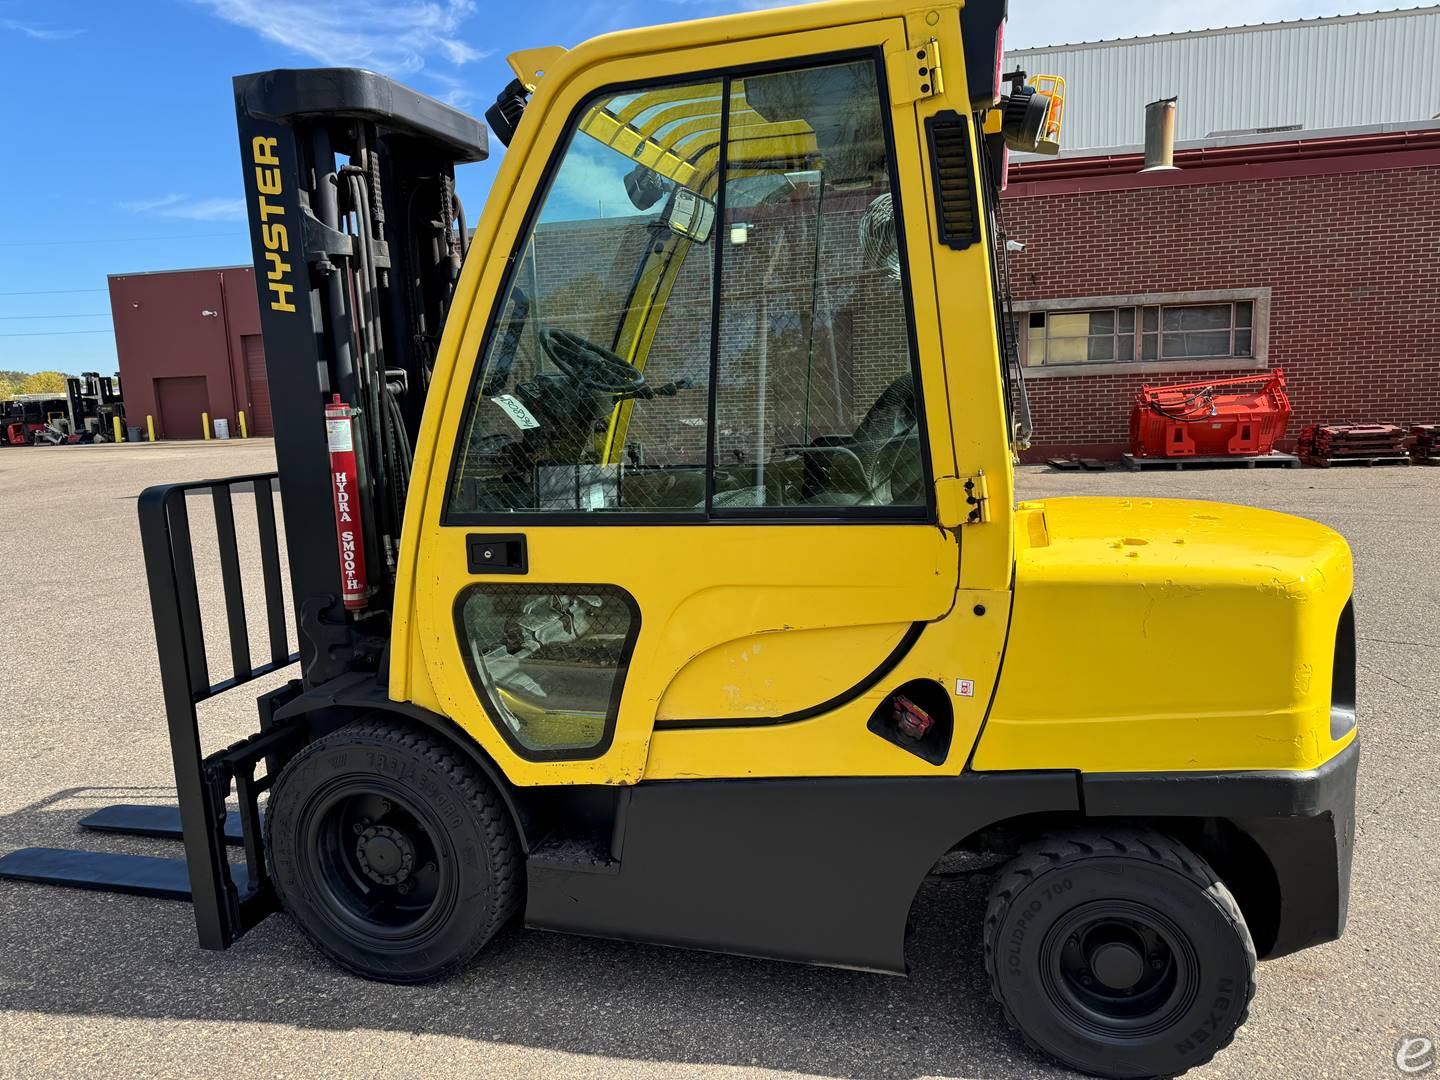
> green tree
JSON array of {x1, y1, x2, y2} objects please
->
[{"x1": 16, "y1": 371, "x2": 67, "y2": 395}]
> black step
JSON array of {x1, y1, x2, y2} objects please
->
[
  {"x1": 79, "y1": 804, "x2": 253, "y2": 845},
  {"x1": 0, "y1": 847, "x2": 249, "y2": 901}
]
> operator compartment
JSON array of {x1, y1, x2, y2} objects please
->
[
  {"x1": 448, "y1": 62, "x2": 925, "y2": 518},
  {"x1": 976, "y1": 497, "x2": 1356, "y2": 773}
]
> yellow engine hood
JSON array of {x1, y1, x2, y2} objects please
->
[{"x1": 973, "y1": 497, "x2": 1355, "y2": 774}]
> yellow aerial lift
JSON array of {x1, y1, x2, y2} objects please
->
[{"x1": 0, "y1": 2, "x2": 1357, "y2": 1077}]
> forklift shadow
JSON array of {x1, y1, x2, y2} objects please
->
[
  {"x1": 0, "y1": 787, "x2": 181, "y2": 849},
  {"x1": 0, "y1": 793, "x2": 1060, "y2": 1078}
]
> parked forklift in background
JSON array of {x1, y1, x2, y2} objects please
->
[
  {"x1": 63, "y1": 371, "x2": 126, "y2": 442},
  {"x1": 0, "y1": 3, "x2": 1357, "y2": 1077},
  {"x1": 2, "y1": 395, "x2": 67, "y2": 445},
  {"x1": 2, "y1": 373, "x2": 125, "y2": 445}
]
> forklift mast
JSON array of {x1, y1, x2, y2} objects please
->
[
  {"x1": 0, "y1": 74, "x2": 499, "y2": 950},
  {"x1": 233, "y1": 68, "x2": 488, "y2": 683}
]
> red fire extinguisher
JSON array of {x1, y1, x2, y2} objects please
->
[{"x1": 324, "y1": 395, "x2": 369, "y2": 610}]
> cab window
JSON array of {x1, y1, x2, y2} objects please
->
[
  {"x1": 447, "y1": 57, "x2": 925, "y2": 519},
  {"x1": 712, "y1": 61, "x2": 924, "y2": 511}
]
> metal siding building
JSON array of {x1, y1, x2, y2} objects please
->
[{"x1": 1009, "y1": 7, "x2": 1440, "y2": 151}]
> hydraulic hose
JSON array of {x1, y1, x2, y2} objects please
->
[
  {"x1": 343, "y1": 149, "x2": 409, "y2": 572},
  {"x1": 1145, "y1": 387, "x2": 1217, "y2": 423}
]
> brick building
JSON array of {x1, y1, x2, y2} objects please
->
[
  {"x1": 1001, "y1": 124, "x2": 1440, "y2": 459},
  {"x1": 109, "y1": 266, "x2": 271, "y2": 440}
]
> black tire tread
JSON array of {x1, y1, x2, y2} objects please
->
[
  {"x1": 981, "y1": 825, "x2": 1257, "y2": 1078},
  {"x1": 266, "y1": 715, "x2": 522, "y2": 983}
]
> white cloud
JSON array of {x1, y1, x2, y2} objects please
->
[
  {"x1": 0, "y1": 17, "x2": 84, "y2": 40},
  {"x1": 194, "y1": 0, "x2": 491, "y2": 75},
  {"x1": 121, "y1": 194, "x2": 247, "y2": 222},
  {"x1": 427, "y1": 70, "x2": 480, "y2": 109}
]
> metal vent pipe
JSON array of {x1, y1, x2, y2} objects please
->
[{"x1": 1141, "y1": 97, "x2": 1179, "y2": 172}]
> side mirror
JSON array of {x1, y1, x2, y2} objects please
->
[{"x1": 665, "y1": 188, "x2": 716, "y2": 244}]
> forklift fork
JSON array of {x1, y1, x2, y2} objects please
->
[{"x1": 0, "y1": 474, "x2": 303, "y2": 949}]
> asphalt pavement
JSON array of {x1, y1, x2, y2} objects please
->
[{"x1": 0, "y1": 440, "x2": 1434, "y2": 1079}]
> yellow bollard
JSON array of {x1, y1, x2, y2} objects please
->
[
  {"x1": 112, "y1": 416, "x2": 124, "y2": 444},
  {"x1": 202, "y1": 412, "x2": 211, "y2": 440},
  {"x1": 238, "y1": 410, "x2": 249, "y2": 439},
  {"x1": 146, "y1": 415, "x2": 156, "y2": 442}
]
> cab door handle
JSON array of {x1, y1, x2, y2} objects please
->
[{"x1": 466, "y1": 533, "x2": 528, "y2": 574}]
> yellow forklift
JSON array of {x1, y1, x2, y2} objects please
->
[{"x1": 0, "y1": 2, "x2": 1357, "y2": 1077}]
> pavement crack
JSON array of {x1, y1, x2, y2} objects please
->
[
  {"x1": 1360, "y1": 636, "x2": 1440, "y2": 650},
  {"x1": 1359, "y1": 661, "x2": 1425, "y2": 695}
]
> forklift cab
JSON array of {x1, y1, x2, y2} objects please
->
[
  {"x1": 399, "y1": 8, "x2": 1018, "y2": 786},
  {"x1": 448, "y1": 64, "x2": 926, "y2": 518}
]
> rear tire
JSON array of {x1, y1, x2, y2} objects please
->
[
  {"x1": 266, "y1": 717, "x2": 521, "y2": 983},
  {"x1": 983, "y1": 827, "x2": 1256, "y2": 1079}
]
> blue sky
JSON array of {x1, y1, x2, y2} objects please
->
[{"x1": 1, "y1": 0, "x2": 1427, "y2": 373}]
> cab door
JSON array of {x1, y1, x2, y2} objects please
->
[{"x1": 405, "y1": 16, "x2": 1003, "y2": 786}]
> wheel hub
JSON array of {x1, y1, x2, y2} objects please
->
[
  {"x1": 1046, "y1": 902, "x2": 1193, "y2": 1033},
  {"x1": 355, "y1": 824, "x2": 416, "y2": 885},
  {"x1": 1089, "y1": 941, "x2": 1146, "y2": 990}
]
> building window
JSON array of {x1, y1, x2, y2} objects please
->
[
  {"x1": 1023, "y1": 300, "x2": 1255, "y2": 367},
  {"x1": 1140, "y1": 302, "x2": 1253, "y2": 360},
  {"x1": 1026, "y1": 308, "x2": 1135, "y2": 365}
]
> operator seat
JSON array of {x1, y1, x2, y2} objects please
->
[{"x1": 710, "y1": 373, "x2": 921, "y2": 508}]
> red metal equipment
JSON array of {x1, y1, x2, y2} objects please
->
[
  {"x1": 5, "y1": 421, "x2": 49, "y2": 446},
  {"x1": 1409, "y1": 424, "x2": 1439, "y2": 464},
  {"x1": 1297, "y1": 423, "x2": 1409, "y2": 466},
  {"x1": 1130, "y1": 369, "x2": 1291, "y2": 458},
  {"x1": 324, "y1": 396, "x2": 370, "y2": 611}
]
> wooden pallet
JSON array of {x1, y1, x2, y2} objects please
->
[
  {"x1": 1121, "y1": 452, "x2": 1302, "y2": 472},
  {"x1": 1308, "y1": 455, "x2": 1412, "y2": 468}
]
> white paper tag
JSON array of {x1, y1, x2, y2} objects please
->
[
  {"x1": 586, "y1": 485, "x2": 607, "y2": 510},
  {"x1": 325, "y1": 418, "x2": 353, "y2": 453},
  {"x1": 492, "y1": 394, "x2": 539, "y2": 430}
]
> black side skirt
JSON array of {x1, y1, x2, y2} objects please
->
[{"x1": 524, "y1": 772, "x2": 1078, "y2": 974}]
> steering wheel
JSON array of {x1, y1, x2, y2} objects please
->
[{"x1": 540, "y1": 328, "x2": 647, "y2": 395}]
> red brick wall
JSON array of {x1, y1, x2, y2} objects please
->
[{"x1": 1000, "y1": 158, "x2": 1440, "y2": 459}]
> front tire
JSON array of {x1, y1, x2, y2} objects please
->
[
  {"x1": 266, "y1": 717, "x2": 521, "y2": 983},
  {"x1": 983, "y1": 827, "x2": 1256, "y2": 1079}
]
